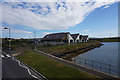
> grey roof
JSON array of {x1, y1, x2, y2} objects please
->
[
  {"x1": 82, "y1": 35, "x2": 88, "y2": 40},
  {"x1": 71, "y1": 34, "x2": 79, "y2": 40},
  {"x1": 79, "y1": 35, "x2": 82, "y2": 39},
  {"x1": 42, "y1": 32, "x2": 69, "y2": 40}
]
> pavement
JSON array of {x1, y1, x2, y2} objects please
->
[
  {"x1": 34, "y1": 49, "x2": 120, "y2": 80},
  {"x1": 1, "y1": 51, "x2": 46, "y2": 80}
]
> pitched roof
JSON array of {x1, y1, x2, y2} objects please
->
[
  {"x1": 82, "y1": 35, "x2": 88, "y2": 40},
  {"x1": 71, "y1": 34, "x2": 79, "y2": 40},
  {"x1": 79, "y1": 35, "x2": 82, "y2": 39},
  {"x1": 42, "y1": 32, "x2": 69, "y2": 40}
]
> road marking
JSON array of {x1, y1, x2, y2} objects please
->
[
  {"x1": 12, "y1": 57, "x2": 38, "y2": 79},
  {"x1": 3, "y1": 51, "x2": 38, "y2": 79},
  {"x1": 1, "y1": 55, "x2": 5, "y2": 58},
  {"x1": 6, "y1": 54, "x2": 11, "y2": 57}
]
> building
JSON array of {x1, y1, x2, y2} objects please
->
[
  {"x1": 42, "y1": 32, "x2": 89, "y2": 43},
  {"x1": 81, "y1": 35, "x2": 89, "y2": 42},
  {"x1": 41, "y1": 32, "x2": 74, "y2": 43},
  {"x1": 79, "y1": 35, "x2": 83, "y2": 42},
  {"x1": 71, "y1": 34, "x2": 80, "y2": 43}
]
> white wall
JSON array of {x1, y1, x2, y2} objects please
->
[
  {"x1": 82, "y1": 37, "x2": 89, "y2": 42},
  {"x1": 67, "y1": 34, "x2": 74, "y2": 43},
  {"x1": 85, "y1": 37, "x2": 89, "y2": 42},
  {"x1": 75, "y1": 35, "x2": 80, "y2": 42}
]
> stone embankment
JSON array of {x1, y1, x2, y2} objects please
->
[{"x1": 56, "y1": 43, "x2": 103, "y2": 61}]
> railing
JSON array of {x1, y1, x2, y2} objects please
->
[{"x1": 74, "y1": 58, "x2": 120, "y2": 77}]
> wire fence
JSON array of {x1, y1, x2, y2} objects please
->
[{"x1": 74, "y1": 58, "x2": 119, "y2": 77}]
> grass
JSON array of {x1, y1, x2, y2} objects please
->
[
  {"x1": 17, "y1": 50, "x2": 100, "y2": 79},
  {"x1": 37, "y1": 42, "x2": 103, "y2": 61},
  {"x1": 37, "y1": 42, "x2": 101, "y2": 55},
  {"x1": 101, "y1": 38, "x2": 120, "y2": 42},
  {"x1": 89, "y1": 38, "x2": 120, "y2": 42}
]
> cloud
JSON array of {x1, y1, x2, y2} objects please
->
[
  {"x1": 86, "y1": 30, "x2": 118, "y2": 38},
  {"x1": 2, "y1": 27, "x2": 32, "y2": 34},
  {"x1": 42, "y1": 32, "x2": 51, "y2": 35},
  {"x1": 2, "y1": 0, "x2": 119, "y2": 2},
  {"x1": 82, "y1": 29, "x2": 90, "y2": 32},
  {"x1": 42, "y1": 32, "x2": 51, "y2": 37},
  {"x1": 1, "y1": 0, "x2": 119, "y2": 30},
  {"x1": 103, "y1": 5, "x2": 110, "y2": 8},
  {"x1": 12, "y1": 29, "x2": 32, "y2": 34}
]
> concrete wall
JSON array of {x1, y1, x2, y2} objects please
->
[
  {"x1": 75, "y1": 35, "x2": 80, "y2": 43},
  {"x1": 67, "y1": 34, "x2": 74, "y2": 43}
]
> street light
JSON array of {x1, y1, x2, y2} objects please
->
[
  {"x1": 4, "y1": 27, "x2": 11, "y2": 50},
  {"x1": 33, "y1": 31, "x2": 36, "y2": 49}
]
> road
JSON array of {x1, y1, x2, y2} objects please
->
[{"x1": 1, "y1": 51, "x2": 37, "y2": 79}]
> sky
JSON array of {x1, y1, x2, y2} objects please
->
[{"x1": 0, "y1": 0, "x2": 119, "y2": 39}]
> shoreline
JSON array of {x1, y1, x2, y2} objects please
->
[
  {"x1": 37, "y1": 42, "x2": 104, "y2": 61},
  {"x1": 100, "y1": 41, "x2": 120, "y2": 42},
  {"x1": 62, "y1": 43, "x2": 104, "y2": 61}
]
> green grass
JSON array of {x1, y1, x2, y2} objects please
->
[
  {"x1": 89, "y1": 38, "x2": 120, "y2": 42},
  {"x1": 101, "y1": 38, "x2": 120, "y2": 42},
  {"x1": 17, "y1": 50, "x2": 100, "y2": 79},
  {"x1": 37, "y1": 42, "x2": 101, "y2": 55}
]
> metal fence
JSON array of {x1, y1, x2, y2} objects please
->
[{"x1": 74, "y1": 58, "x2": 119, "y2": 77}]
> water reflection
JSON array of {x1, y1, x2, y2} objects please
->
[{"x1": 74, "y1": 42, "x2": 119, "y2": 77}]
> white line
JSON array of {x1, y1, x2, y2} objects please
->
[
  {"x1": 12, "y1": 57, "x2": 38, "y2": 79},
  {"x1": 6, "y1": 54, "x2": 11, "y2": 57},
  {"x1": 1, "y1": 55, "x2": 5, "y2": 58}
]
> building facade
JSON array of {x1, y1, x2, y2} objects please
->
[{"x1": 41, "y1": 32, "x2": 88, "y2": 43}]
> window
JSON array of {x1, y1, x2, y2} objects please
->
[
  {"x1": 46, "y1": 36, "x2": 49, "y2": 38},
  {"x1": 70, "y1": 40, "x2": 73, "y2": 43}
]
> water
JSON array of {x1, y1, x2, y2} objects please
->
[{"x1": 73, "y1": 42, "x2": 119, "y2": 77}]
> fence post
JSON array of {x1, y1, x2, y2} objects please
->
[
  {"x1": 109, "y1": 65, "x2": 111, "y2": 75},
  {"x1": 79, "y1": 58, "x2": 81, "y2": 65},
  {"x1": 92, "y1": 60, "x2": 93, "y2": 69},
  {"x1": 100, "y1": 63, "x2": 101, "y2": 71},
  {"x1": 85, "y1": 59, "x2": 86, "y2": 67}
]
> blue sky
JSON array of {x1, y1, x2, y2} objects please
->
[
  {"x1": 1, "y1": 1, "x2": 119, "y2": 38},
  {"x1": 68, "y1": 2, "x2": 118, "y2": 37}
]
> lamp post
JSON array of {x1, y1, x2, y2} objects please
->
[
  {"x1": 4, "y1": 27, "x2": 11, "y2": 50},
  {"x1": 34, "y1": 31, "x2": 36, "y2": 49}
]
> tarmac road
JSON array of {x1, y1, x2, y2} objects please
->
[{"x1": 1, "y1": 52, "x2": 37, "y2": 80}]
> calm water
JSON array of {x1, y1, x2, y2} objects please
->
[{"x1": 74, "y1": 42, "x2": 119, "y2": 77}]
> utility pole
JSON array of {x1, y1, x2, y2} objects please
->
[
  {"x1": 4, "y1": 27, "x2": 11, "y2": 51},
  {"x1": 34, "y1": 31, "x2": 36, "y2": 49},
  {"x1": 9, "y1": 28, "x2": 11, "y2": 50}
]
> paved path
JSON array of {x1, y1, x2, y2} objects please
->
[
  {"x1": 2, "y1": 51, "x2": 46, "y2": 80},
  {"x1": 34, "y1": 49, "x2": 120, "y2": 80}
]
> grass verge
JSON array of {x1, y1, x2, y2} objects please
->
[
  {"x1": 17, "y1": 50, "x2": 100, "y2": 79},
  {"x1": 37, "y1": 42, "x2": 103, "y2": 61}
]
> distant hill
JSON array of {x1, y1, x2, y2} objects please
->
[{"x1": 89, "y1": 37, "x2": 120, "y2": 42}]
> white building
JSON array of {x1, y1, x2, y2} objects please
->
[
  {"x1": 71, "y1": 34, "x2": 80, "y2": 43},
  {"x1": 42, "y1": 32, "x2": 88, "y2": 43}
]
